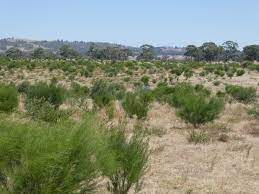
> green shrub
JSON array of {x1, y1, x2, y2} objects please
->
[
  {"x1": 188, "y1": 130, "x2": 210, "y2": 144},
  {"x1": 103, "y1": 128, "x2": 149, "y2": 194},
  {"x1": 26, "y1": 82, "x2": 65, "y2": 108},
  {"x1": 70, "y1": 82, "x2": 89, "y2": 98},
  {"x1": 17, "y1": 81, "x2": 30, "y2": 93},
  {"x1": 25, "y1": 98, "x2": 70, "y2": 123},
  {"x1": 225, "y1": 85, "x2": 257, "y2": 103},
  {"x1": 91, "y1": 80, "x2": 125, "y2": 107},
  {"x1": 0, "y1": 84, "x2": 18, "y2": 112},
  {"x1": 236, "y1": 69, "x2": 245, "y2": 76},
  {"x1": 0, "y1": 115, "x2": 103, "y2": 193},
  {"x1": 141, "y1": 75, "x2": 150, "y2": 86},
  {"x1": 122, "y1": 90, "x2": 153, "y2": 119},
  {"x1": 177, "y1": 95, "x2": 223, "y2": 128}
]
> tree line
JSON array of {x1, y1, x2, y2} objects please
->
[
  {"x1": 1, "y1": 41, "x2": 259, "y2": 62},
  {"x1": 185, "y1": 41, "x2": 259, "y2": 62}
]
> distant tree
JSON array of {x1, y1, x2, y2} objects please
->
[
  {"x1": 32, "y1": 47, "x2": 45, "y2": 59},
  {"x1": 222, "y1": 41, "x2": 240, "y2": 61},
  {"x1": 137, "y1": 44, "x2": 155, "y2": 60},
  {"x1": 87, "y1": 43, "x2": 131, "y2": 60},
  {"x1": 185, "y1": 45, "x2": 203, "y2": 61},
  {"x1": 243, "y1": 45, "x2": 259, "y2": 61},
  {"x1": 59, "y1": 45, "x2": 79, "y2": 58},
  {"x1": 5, "y1": 47, "x2": 22, "y2": 59},
  {"x1": 200, "y1": 42, "x2": 221, "y2": 61}
]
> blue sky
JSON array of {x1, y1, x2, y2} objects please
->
[{"x1": 0, "y1": 0, "x2": 258, "y2": 47}]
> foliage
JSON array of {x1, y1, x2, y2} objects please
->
[
  {"x1": 0, "y1": 84, "x2": 18, "y2": 113},
  {"x1": 225, "y1": 85, "x2": 257, "y2": 103},
  {"x1": 140, "y1": 75, "x2": 150, "y2": 86},
  {"x1": 248, "y1": 104, "x2": 259, "y2": 120},
  {"x1": 0, "y1": 115, "x2": 103, "y2": 194},
  {"x1": 26, "y1": 82, "x2": 65, "y2": 108},
  {"x1": 122, "y1": 90, "x2": 153, "y2": 119},
  {"x1": 59, "y1": 45, "x2": 79, "y2": 58},
  {"x1": 236, "y1": 69, "x2": 245, "y2": 76},
  {"x1": 25, "y1": 98, "x2": 70, "y2": 123},
  {"x1": 103, "y1": 128, "x2": 149, "y2": 194},
  {"x1": 91, "y1": 80, "x2": 125, "y2": 107}
]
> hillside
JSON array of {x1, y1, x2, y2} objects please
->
[{"x1": 0, "y1": 38, "x2": 185, "y2": 56}]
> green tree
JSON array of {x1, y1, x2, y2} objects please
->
[
  {"x1": 184, "y1": 45, "x2": 203, "y2": 61},
  {"x1": 243, "y1": 45, "x2": 259, "y2": 61},
  {"x1": 5, "y1": 47, "x2": 22, "y2": 59},
  {"x1": 222, "y1": 41, "x2": 240, "y2": 61},
  {"x1": 200, "y1": 42, "x2": 221, "y2": 61},
  {"x1": 59, "y1": 45, "x2": 79, "y2": 58},
  {"x1": 137, "y1": 44, "x2": 155, "y2": 60},
  {"x1": 32, "y1": 47, "x2": 46, "y2": 59}
]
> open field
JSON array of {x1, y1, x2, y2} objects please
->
[{"x1": 0, "y1": 59, "x2": 259, "y2": 194}]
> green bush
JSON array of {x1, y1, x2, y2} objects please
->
[
  {"x1": 248, "y1": 104, "x2": 259, "y2": 120},
  {"x1": 225, "y1": 85, "x2": 257, "y2": 103},
  {"x1": 17, "y1": 81, "x2": 30, "y2": 93},
  {"x1": 25, "y1": 98, "x2": 70, "y2": 123},
  {"x1": 0, "y1": 84, "x2": 18, "y2": 112},
  {"x1": 236, "y1": 69, "x2": 245, "y2": 76},
  {"x1": 0, "y1": 115, "x2": 103, "y2": 193},
  {"x1": 122, "y1": 90, "x2": 153, "y2": 119},
  {"x1": 26, "y1": 82, "x2": 65, "y2": 108},
  {"x1": 177, "y1": 95, "x2": 223, "y2": 128},
  {"x1": 163, "y1": 83, "x2": 223, "y2": 128},
  {"x1": 91, "y1": 80, "x2": 125, "y2": 107},
  {"x1": 141, "y1": 75, "x2": 150, "y2": 86},
  {"x1": 103, "y1": 128, "x2": 149, "y2": 194}
]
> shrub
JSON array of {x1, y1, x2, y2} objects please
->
[
  {"x1": 236, "y1": 69, "x2": 245, "y2": 76},
  {"x1": 177, "y1": 95, "x2": 223, "y2": 128},
  {"x1": 0, "y1": 115, "x2": 102, "y2": 193},
  {"x1": 17, "y1": 81, "x2": 30, "y2": 93},
  {"x1": 188, "y1": 130, "x2": 210, "y2": 144},
  {"x1": 225, "y1": 85, "x2": 257, "y2": 103},
  {"x1": 25, "y1": 98, "x2": 70, "y2": 123},
  {"x1": 91, "y1": 80, "x2": 125, "y2": 107},
  {"x1": 70, "y1": 82, "x2": 89, "y2": 98},
  {"x1": 248, "y1": 104, "x2": 259, "y2": 120},
  {"x1": 141, "y1": 75, "x2": 150, "y2": 86},
  {"x1": 0, "y1": 84, "x2": 18, "y2": 112},
  {"x1": 103, "y1": 128, "x2": 149, "y2": 194},
  {"x1": 26, "y1": 82, "x2": 65, "y2": 108},
  {"x1": 122, "y1": 90, "x2": 153, "y2": 119}
]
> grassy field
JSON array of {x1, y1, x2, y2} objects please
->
[{"x1": 0, "y1": 58, "x2": 259, "y2": 193}]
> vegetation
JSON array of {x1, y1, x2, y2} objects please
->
[
  {"x1": 103, "y1": 128, "x2": 149, "y2": 194},
  {"x1": 225, "y1": 85, "x2": 257, "y2": 103},
  {"x1": 0, "y1": 84, "x2": 18, "y2": 113}
]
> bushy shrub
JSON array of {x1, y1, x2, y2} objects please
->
[
  {"x1": 26, "y1": 82, "x2": 65, "y2": 108},
  {"x1": 91, "y1": 80, "x2": 125, "y2": 107},
  {"x1": 17, "y1": 81, "x2": 30, "y2": 93},
  {"x1": 225, "y1": 85, "x2": 257, "y2": 103},
  {"x1": 122, "y1": 90, "x2": 153, "y2": 119},
  {"x1": 70, "y1": 82, "x2": 89, "y2": 98},
  {"x1": 177, "y1": 95, "x2": 223, "y2": 128},
  {"x1": 0, "y1": 84, "x2": 18, "y2": 112},
  {"x1": 236, "y1": 69, "x2": 245, "y2": 76},
  {"x1": 25, "y1": 98, "x2": 70, "y2": 123},
  {"x1": 248, "y1": 104, "x2": 259, "y2": 120},
  {"x1": 103, "y1": 128, "x2": 149, "y2": 194},
  {"x1": 141, "y1": 75, "x2": 150, "y2": 86},
  {"x1": 162, "y1": 83, "x2": 223, "y2": 128},
  {"x1": 0, "y1": 115, "x2": 102, "y2": 193}
]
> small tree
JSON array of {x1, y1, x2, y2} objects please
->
[
  {"x1": 104, "y1": 128, "x2": 149, "y2": 194},
  {"x1": 0, "y1": 84, "x2": 18, "y2": 112},
  {"x1": 177, "y1": 95, "x2": 224, "y2": 128}
]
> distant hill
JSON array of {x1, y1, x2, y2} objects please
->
[{"x1": 0, "y1": 38, "x2": 185, "y2": 56}]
